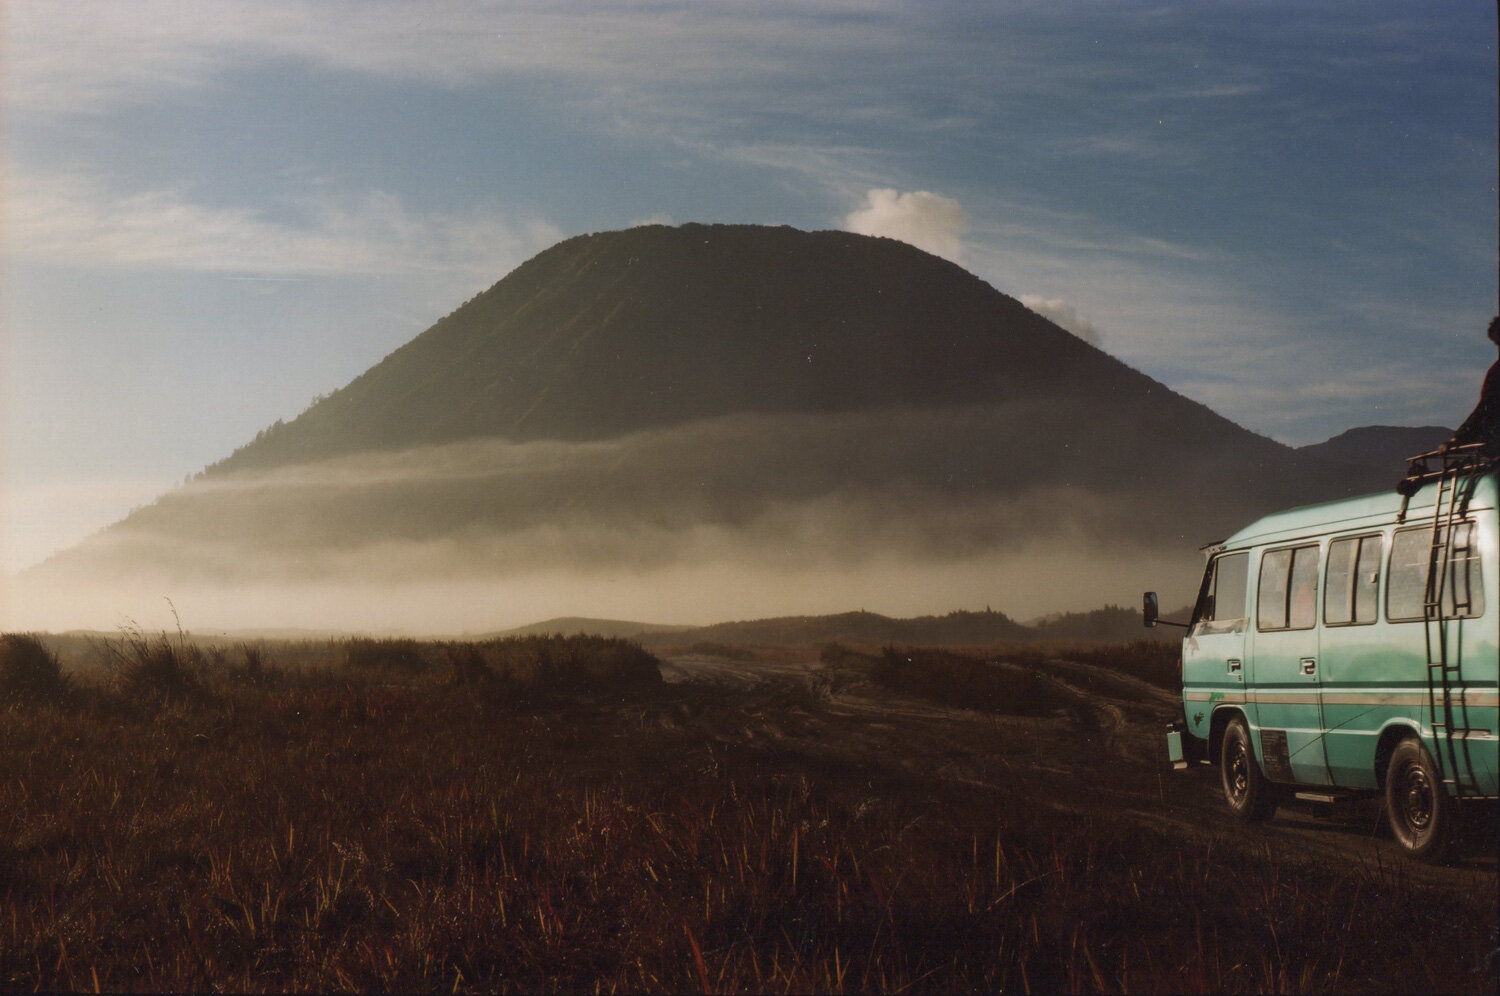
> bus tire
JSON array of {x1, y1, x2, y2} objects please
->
[
  {"x1": 1221, "y1": 715, "x2": 1277, "y2": 821},
  {"x1": 1385, "y1": 738, "x2": 1458, "y2": 863}
]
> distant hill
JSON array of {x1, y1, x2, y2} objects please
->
[
  {"x1": 1297, "y1": 425, "x2": 1451, "y2": 475},
  {"x1": 635, "y1": 609, "x2": 1033, "y2": 648},
  {"x1": 491, "y1": 606, "x2": 1176, "y2": 648},
  {"x1": 25, "y1": 224, "x2": 1394, "y2": 633},
  {"x1": 491, "y1": 617, "x2": 692, "y2": 640},
  {"x1": 1028, "y1": 605, "x2": 1183, "y2": 643}
]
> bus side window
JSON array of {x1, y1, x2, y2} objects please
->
[
  {"x1": 1388, "y1": 524, "x2": 1486, "y2": 621},
  {"x1": 1193, "y1": 551, "x2": 1249, "y2": 636},
  {"x1": 1288, "y1": 546, "x2": 1319, "y2": 629},
  {"x1": 1325, "y1": 534, "x2": 1381, "y2": 626},
  {"x1": 1258, "y1": 549, "x2": 1291, "y2": 630},
  {"x1": 1258, "y1": 544, "x2": 1319, "y2": 631}
]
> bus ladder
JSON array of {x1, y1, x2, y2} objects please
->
[{"x1": 1420, "y1": 459, "x2": 1481, "y2": 797}]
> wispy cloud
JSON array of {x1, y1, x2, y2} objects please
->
[
  {"x1": 844, "y1": 189, "x2": 968, "y2": 263},
  {"x1": 2, "y1": 1, "x2": 903, "y2": 115},
  {"x1": 5, "y1": 168, "x2": 560, "y2": 281}
]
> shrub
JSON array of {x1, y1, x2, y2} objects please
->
[
  {"x1": 1073, "y1": 639, "x2": 1180, "y2": 689},
  {"x1": 446, "y1": 643, "x2": 492, "y2": 685},
  {"x1": 819, "y1": 642, "x2": 879, "y2": 669},
  {"x1": 0, "y1": 633, "x2": 67, "y2": 701},
  {"x1": 872, "y1": 645, "x2": 1071, "y2": 716},
  {"x1": 476, "y1": 634, "x2": 662, "y2": 688}
]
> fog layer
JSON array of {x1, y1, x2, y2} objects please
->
[{"x1": 15, "y1": 404, "x2": 1382, "y2": 633}]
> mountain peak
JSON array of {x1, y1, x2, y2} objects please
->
[{"x1": 210, "y1": 223, "x2": 1163, "y2": 473}]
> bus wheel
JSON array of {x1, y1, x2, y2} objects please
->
[
  {"x1": 1221, "y1": 716, "x2": 1277, "y2": 821},
  {"x1": 1385, "y1": 738, "x2": 1457, "y2": 862}
]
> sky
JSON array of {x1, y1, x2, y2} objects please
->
[{"x1": 2, "y1": 0, "x2": 1497, "y2": 590}]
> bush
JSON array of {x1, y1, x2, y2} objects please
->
[
  {"x1": 872, "y1": 645, "x2": 1071, "y2": 716},
  {"x1": 446, "y1": 643, "x2": 492, "y2": 685},
  {"x1": 1073, "y1": 639, "x2": 1179, "y2": 689},
  {"x1": 476, "y1": 634, "x2": 662, "y2": 688},
  {"x1": 0, "y1": 633, "x2": 67, "y2": 701}
]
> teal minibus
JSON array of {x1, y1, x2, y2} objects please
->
[{"x1": 1145, "y1": 453, "x2": 1497, "y2": 860}]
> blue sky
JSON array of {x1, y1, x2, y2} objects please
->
[{"x1": 3, "y1": 0, "x2": 1497, "y2": 578}]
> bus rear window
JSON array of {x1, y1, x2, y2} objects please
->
[{"x1": 1387, "y1": 523, "x2": 1485, "y2": 622}]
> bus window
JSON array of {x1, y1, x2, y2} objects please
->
[
  {"x1": 1258, "y1": 544, "x2": 1320, "y2": 631},
  {"x1": 1325, "y1": 534, "x2": 1382, "y2": 626},
  {"x1": 1388, "y1": 523, "x2": 1486, "y2": 622},
  {"x1": 1192, "y1": 551, "x2": 1248, "y2": 636}
]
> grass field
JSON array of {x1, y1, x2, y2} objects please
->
[{"x1": 0, "y1": 632, "x2": 1493, "y2": 992}]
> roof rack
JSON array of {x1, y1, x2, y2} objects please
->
[
  {"x1": 1397, "y1": 443, "x2": 1496, "y2": 494},
  {"x1": 1395, "y1": 442, "x2": 1495, "y2": 520}
]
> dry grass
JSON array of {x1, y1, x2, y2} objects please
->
[
  {"x1": 0, "y1": 634, "x2": 68, "y2": 703},
  {"x1": 0, "y1": 634, "x2": 1491, "y2": 993}
]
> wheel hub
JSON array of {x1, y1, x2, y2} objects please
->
[{"x1": 1401, "y1": 766, "x2": 1434, "y2": 830}]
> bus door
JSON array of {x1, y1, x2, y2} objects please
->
[
  {"x1": 1248, "y1": 543, "x2": 1330, "y2": 785},
  {"x1": 1317, "y1": 532, "x2": 1385, "y2": 787},
  {"x1": 1182, "y1": 551, "x2": 1251, "y2": 746}
]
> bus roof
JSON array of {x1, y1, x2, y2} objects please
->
[{"x1": 1221, "y1": 467, "x2": 1498, "y2": 551}]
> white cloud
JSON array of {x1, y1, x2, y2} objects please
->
[
  {"x1": 1019, "y1": 296, "x2": 1102, "y2": 345},
  {"x1": 4, "y1": 169, "x2": 561, "y2": 282},
  {"x1": 843, "y1": 188, "x2": 968, "y2": 263}
]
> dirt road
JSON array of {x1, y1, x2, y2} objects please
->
[{"x1": 660, "y1": 650, "x2": 1497, "y2": 889}]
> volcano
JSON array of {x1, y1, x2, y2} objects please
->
[{"x1": 22, "y1": 224, "x2": 1389, "y2": 632}]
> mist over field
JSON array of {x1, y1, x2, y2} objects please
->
[{"x1": 16, "y1": 407, "x2": 1209, "y2": 633}]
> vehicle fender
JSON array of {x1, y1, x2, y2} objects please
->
[
  {"x1": 1207, "y1": 705, "x2": 1247, "y2": 767},
  {"x1": 1372, "y1": 721, "x2": 1424, "y2": 790}
]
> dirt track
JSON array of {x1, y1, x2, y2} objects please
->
[{"x1": 659, "y1": 651, "x2": 1497, "y2": 890}]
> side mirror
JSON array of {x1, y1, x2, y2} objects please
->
[{"x1": 1143, "y1": 591, "x2": 1160, "y2": 628}]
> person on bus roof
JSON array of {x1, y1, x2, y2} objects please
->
[{"x1": 1444, "y1": 315, "x2": 1500, "y2": 457}]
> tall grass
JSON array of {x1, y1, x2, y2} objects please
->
[
  {"x1": 0, "y1": 633, "x2": 1490, "y2": 992},
  {"x1": 98, "y1": 626, "x2": 207, "y2": 702}
]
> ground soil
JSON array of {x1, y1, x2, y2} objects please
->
[{"x1": 658, "y1": 650, "x2": 1498, "y2": 890}]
